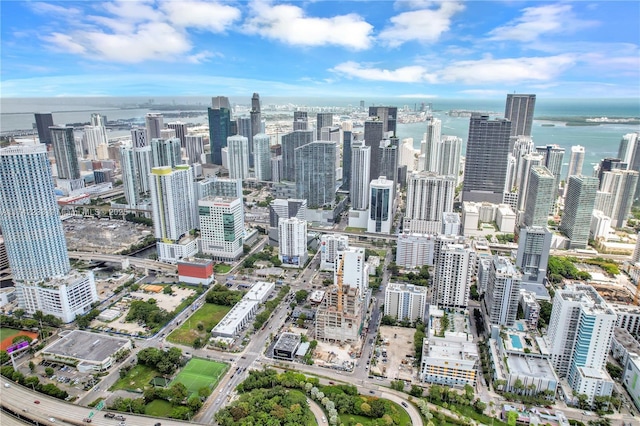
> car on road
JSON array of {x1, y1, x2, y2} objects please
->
[
  {"x1": 329, "y1": 381, "x2": 334, "y2": 385},
  {"x1": 401, "y1": 402, "x2": 408, "y2": 408},
  {"x1": 83, "y1": 418, "x2": 92, "y2": 423},
  {"x1": 33, "y1": 400, "x2": 40, "y2": 404},
  {"x1": 104, "y1": 413, "x2": 115, "y2": 418},
  {"x1": 369, "y1": 390, "x2": 375, "y2": 394},
  {"x1": 114, "y1": 415, "x2": 126, "y2": 421}
]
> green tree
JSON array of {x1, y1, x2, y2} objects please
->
[
  {"x1": 45, "y1": 367, "x2": 54, "y2": 377},
  {"x1": 390, "y1": 380, "x2": 405, "y2": 391},
  {"x1": 606, "y1": 362, "x2": 623, "y2": 380},
  {"x1": 409, "y1": 385, "x2": 423, "y2": 397},
  {"x1": 381, "y1": 315, "x2": 396, "y2": 326},
  {"x1": 28, "y1": 361, "x2": 35, "y2": 372},
  {"x1": 295, "y1": 290, "x2": 309, "y2": 304}
]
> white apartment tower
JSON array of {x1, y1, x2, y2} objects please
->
[
  {"x1": 420, "y1": 116, "x2": 442, "y2": 172},
  {"x1": 523, "y1": 166, "x2": 556, "y2": 227},
  {"x1": 320, "y1": 234, "x2": 349, "y2": 271},
  {"x1": 151, "y1": 137, "x2": 182, "y2": 169},
  {"x1": 396, "y1": 233, "x2": 436, "y2": 269},
  {"x1": 253, "y1": 133, "x2": 272, "y2": 181},
  {"x1": 227, "y1": 135, "x2": 250, "y2": 180},
  {"x1": 198, "y1": 196, "x2": 245, "y2": 261},
  {"x1": 433, "y1": 243, "x2": 476, "y2": 309},
  {"x1": 404, "y1": 171, "x2": 456, "y2": 234},
  {"x1": 185, "y1": 135, "x2": 204, "y2": 165},
  {"x1": 350, "y1": 141, "x2": 371, "y2": 210},
  {"x1": 567, "y1": 145, "x2": 585, "y2": 179},
  {"x1": 483, "y1": 256, "x2": 522, "y2": 327},
  {"x1": 120, "y1": 146, "x2": 152, "y2": 207},
  {"x1": 82, "y1": 126, "x2": 108, "y2": 160},
  {"x1": 335, "y1": 246, "x2": 369, "y2": 296},
  {"x1": 278, "y1": 217, "x2": 308, "y2": 268},
  {"x1": 385, "y1": 283, "x2": 428, "y2": 323}
]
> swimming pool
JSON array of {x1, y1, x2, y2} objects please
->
[
  {"x1": 510, "y1": 334, "x2": 523, "y2": 349},
  {"x1": 516, "y1": 322, "x2": 525, "y2": 331}
]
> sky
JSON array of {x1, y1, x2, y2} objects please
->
[{"x1": 1, "y1": 0, "x2": 639, "y2": 99}]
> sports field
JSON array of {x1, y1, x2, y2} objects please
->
[
  {"x1": 172, "y1": 358, "x2": 227, "y2": 395},
  {"x1": 0, "y1": 328, "x2": 38, "y2": 351}
]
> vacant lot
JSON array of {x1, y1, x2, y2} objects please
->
[
  {"x1": 110, "y1": 364, "x2": 157, "y2": 392},
  {"x1": 375, "y1": 326, "x2": 417, "y2": 382},
  {"x1": 144, "y1": 399, "x2": 173, "y2": 417},
  {"x1": 167, "y1": 304, "x2": 230, "y2": 346},
  {"x1": 173, "y1": 358, "x2": 227, "y2": 396}
]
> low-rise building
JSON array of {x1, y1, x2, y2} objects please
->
[
  {"x1": 211, "y1": 299, "x2": 259, "y2": 338},
  {"x1": 273, "y1": 332, "x2": 301, "y2": 360},
  {"x1": 177, "y1": 257, "x2": 214, "y2": 286}
]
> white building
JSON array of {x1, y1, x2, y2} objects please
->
[
  {"x1": 278, "y1": 217, "x2": 308, "y2": 268},
  {"x1": 368, "y1": 176, "x2": 394, "y2": 234},
  {"x1": 396, "y1": 233, "x2": 436, "y2": 269},
  {"x1": 253, "y1": 133, "x2": 271, "y2": 181},
  {"x1": 404, "y1": 172, "x2": 456, "y2": 234},
  {"x1": 211, "y1": 281, "x2": 275, "y2": 339},
  {"x1": 227, "y1": 135, "x2": 250, "y2": 180},
  {"x1": 623, "y1": 355, "x2": 640, "y2": 411},
  {"x1": 384, "y1": 283, "x2": 427, "y2": 322},
  {"x1": 590, "y1": 210, "x2": 612, "y2": 240},
  {"x1": 199, "y1": 196, "x2": 245, "y2": 261},
  {"x1": 611, "y1": 303, "x2": 640, "y2": 337},
  {"x1": 434, "y1": 243, "x2": 476, "y2": 309},
  {"x1": 496, "y1": 204, "x2": 516, "y2": 232},
  {"x1": 484, "y1": 256, "x2": 522, "y2": 327},
  {"x1": 420, "y1": 331, "x2": 478, "y2": 388},
  {"x1": 320, "y1": 234, "x2": 349, "y2": 271},
  {"x1": 335, "y1": 247, "x2": 369, "y2": 297},
  {"x1": 350, "y1": 141, "x2": 371, "y2": 210},
  {"x1": 442, "y1": 212, "x2": 461, "y2": 236},
  {"x1": 120, "y1": 146, "x2": 152, "y2": 208},
  {"x1": 185, "y1": 135, "x2": 204, "y2": 165},
  {"x1": 81, "y1": 125, "x2": 108, "y2": 160}
]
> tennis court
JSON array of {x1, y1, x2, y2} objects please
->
[{"x1": 172, "y1": 358, "x2": 228, "y2": 395}]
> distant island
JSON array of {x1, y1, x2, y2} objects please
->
[{"x1": 536, "y1": 116, "x2": 640, "y2": 126}]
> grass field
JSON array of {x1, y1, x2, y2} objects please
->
[
  {"x1": 145, "y1": 399, "x2": 173, "y2": 417},
  {"x1": 338, "y1": 400, "x2": 412, "y2": 426},
  {"x1": 214, "y1": 264, "x2": 232, "y2": 273},
  {"x1": 0, "y1": 328, "x2": 39, "y2": 351},
  {"x1": 0, "y1": 328, "x2": 20, "y2": 341},
  {"x1": 166, "y1": 303, "x2": 230, "y2": 346},
  {"x1": 173, "y1": 358, "x2": 227, "y2": 395},
  {"x1": 110, "y1": 364, "x2": 157, "y2": 391}
]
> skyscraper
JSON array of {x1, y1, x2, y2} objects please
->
[
  {"x1": 151, "y1": 137, "x2": 182, "y2": 168},
  {"x1": 404, "y1": 172, "x2": 456, "y2": 234},
  {"x1": 483, "y1": 256, "x2": 522, "y2": 327},
  {"x1": 81, "y1": 125, "x2": 107, "y2": 160},
  {"x1": 278, "y1": 217, "x2": 308, "y2": 268},
  {"x1": 34, "y1": 113, "x2": 54, "y2": 145},
  {"x1": 560, "y1": 175, "x2": 599, "y2": 249},
  {"x1": 597, "y1": 169, "x2": 639, "y2": 228},
  {"x1": 320, "y1": 234, "x2": 349, "y2": 271},
  {"x1": 516, "y1": 226, "x2": 552, "y2": 285},
  {"x1": 208, "y1": 96, "x2": 233, "y2": 165},
  {"x1": 364, "y1": 119, "x2": 385, "y2": 181},
  {"x1": 368, "y1": 176, "x2": 394, "y2": 233},
  {"x1": 517, "y1": 153, "x2": 544, "y2": 211},
  {"x1": 368, "y1": 106, "x2": 397, "y2": 134},
  {"x1": 522, "y1": 166, "x2": 556, "y2": 227},
  {"x1": 316, "y1": 113, "x2": 334, "y2": 140},
  {"x1": 462, "y1": 114, "x2": 511, "y2": 203},
  {"x1": 167, "y1": 122, "x2": 187, "y2": 147},
  {"x1": 199, "y1": 196, "x2": 245, "y2": 261},
  {"x1": 293, "y1": 111, "x2": 308, "y2": 131},
  {"x1": 281, "y1": 130, "x2": 314, "y2": 182},
  {"x1": 437, "y1": 136, "x2": 462, "y2": 177},
  {"x1": 567, "y1": 145, "x2": 585, "y2": 179},
  {"x1": 145, "y1": 113, "x2": 164, "y2": 141},
  {"x1": 350, "y1": 141, "x2": 371, "y2": 210},
  {"x1": 505, "y1": 94, "x2": 536, "y2": 137},
  {"x1": 120, "y1": 146, "x2": 152, "y2": 207},
  {"x1": 227, "y1": 135, "x2": 250, "y2": 180},
  {"x1": 131, "y1": 127, "x2": 147, "y2": 148},
  {"x1": 50, "y1": 126, "x2": 81, "y2": 181},
  {"x1": 420, "y1": 116, "x2": 441, "y2": 172},
  {"x1": 336, "y1": 246, "x2": 369, "y2": 296},
  {"x1": 536, "y1": 144, "x2": 564, "y2": 195},
  {"x1": 253, "y1": 133, "x2": 271, "y2": 181},
  {"x1": 250, "y1": 93, "x2": 262, "y2": 166},
  {"x1": 341, "y1": 130, "x2": 352, "y2": 190},
  {"x1": 185, "y1": 135, "x2": 204, "y2": 165},
  {"x1": 294, "y1": 141, "x2": 336, "y2": 208},
  {"x1": 433, "y1": 243, "x2": 476, "y2": 309},
  {"x1": 379, "y1": 138, "x2": 399, "y2": 186},
  {"x1": 617, "y1": 132, "x2": 638, "y2": 166},
  {"x1": 90, "y1": 113, "x2": 107, "y2": 128}
]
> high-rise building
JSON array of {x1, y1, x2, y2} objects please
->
[
  {"x1": 396, "y1": 233, "x2": 436, "y2": 268},
  {"x1": 293, "y1": 111, "x2": 308, "y2": 131},
  {"x1": 350, "y1": 141, "x2": 371, "y2": 210},
  {"x1": 505, "y1": 94, "x2": 536, "y2": 137},
  {"x1": 336, "y1": 246, "x2": 369, "y2": 296},
  {"x1": 0, "y1": 145, "x2": 97, "y2": 322},
  {"x1": 567, "y1": 145, "x2": 585, "y2": 179},
  {"x1": 208, "y1": 97, "x2": 233, "y2": 165},
  {"x1": 131, "y1": 127, "x2": 147, "y2": 148},
  {"x1": 462, "y1": 114, "x2": 511, "y2": 203},
  {"x1": 93, "y1": 168, "x2": 113, "y2": 184},
  {"x1": 368, "y1": 106, "x2": 397, "y2": 134},
  {"x1": 597, "y1": 170, "x2": 639, "y2": 228},
  {"x1": 316, "y1": 113, "x2": 333, "y2": 140},
  {"x1": 149, "y1": 165, "x2": 197, "y2": 263},
  {"x1": 249, "y1": 93, "x2": 262, "y2": 166},
  {"x1": 81, "y1": 125, "x2": 107, "y2": 160},
  {"x1": 438, "y1": 136, "x2": 462, "y2": 177},
  {"x1": 194, "y1": 175, "x2": 242, "y2": 200},
  {"x1": 185, "y1": 135, "x2": 204, "y2": 165},
  {"x1": 379, "y1": 137, "x2": 399, "y2": 186},
  {"x1": 484, "y1": 256, "x2": 522, "y2": 327},
  {"x1": 278, "y1": 217, "x2": 308, "y2": 268},
  {"x1": 50, "y1": 126, "x2": 81, "y2": 180},
  {"x1": 547, "y1": 284, "x2": 616, "y2": 403},
  {"x1": 35, "y1": 113, "x2": 55, "y2": 144},
  {"x1": 617, "y1": 132, "x2": 638, "y2": 166},
  {"x1": 271, "y1": 156, "x2": 282, "y2": 183},
  {"x1": 364, "y1": 119, "x2": 385, "y2": 181},
  {"x1": 561, "y1": 175, "x2": 599, "y2": 249},
  {"x1": 420, "y1": 116, "x2": 441, "y2": 172},
  {"x1": 404, "y1": 172, "x2": 456, "y2": 234},
  {"x1": 341, "y1": 130, "x2": 352, "y2": 190},
  {"x1": 384, "y1": 283, "x2": 427, "y2": 322},
  {"x1": 167, "y1": 122, "x2": 187, "y2": 147},
  {"x1": 516, "y1": 226, "x2": 552, "y2": 285},
  {"x1": 368, "y1": 176, "x2": 394, "y2": 234},
  {"x1": 294, "y1": 141, "x2": 336, "y2": 208},
  {"x1": 151, "y1": 137, "x2": 182, "y2": 168},
  {"x1": 253, "y1": 133, "x2": 271, "y2": 181},
  {"x1": 120, "y1": 146, "x2": 152, "y2": 207},
  {"x1": 227, "y1": 135, "x2": 250, "y2": 180},
  {"x1": 517, "y1": 153, "x2": 544, "y2": 211},
  {"x1": 633, "y1": 232, "x2": 640, "y2": 264},
  {"x1": 199, "y1": 196, "x2": 245, "y2": 261},
  {"x1": 145, "y1": 113, "x2": 164, "y2": 141},
  {"x1": 511, "y1": 136, "x2": 535, "y2": 191},
  {"x1": 281, "y1": 130, "x2": 314, "y2": 182},
  {"x1": 320, "y1": 234, "x2": 349, "y2": 271},
  {"x1": 523, "y1": 166, "x2": 555, "y2": 227},
  {"x1": 434, "y1": 243, "x2": 476, "y2": 309},
  {"x1": 269, "y1": 199, "x2": 307, "y2": 228},
  {"x1": 399, "y1": 138, "x2": 418, "y2": 172},
  {"x1": 536, "y1": 144, "x2": 564, "y2": 194},
  {"x1": 90, "y1": 113, "x2": 107, "y2": 128}
]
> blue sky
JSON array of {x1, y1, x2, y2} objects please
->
[{"x1": 1, "y1": 1, "x2": 639, "y2": 98}]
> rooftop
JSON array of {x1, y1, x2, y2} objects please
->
[
  {"x1": 507, "y1": 353, "x2": 557, "y2": 379},
  {"x1": 274, "y1": 332, "x2": 301, "y2": 353},
  {"x1": 42, "y1": 330, "x2": 129, "y2": 362}
]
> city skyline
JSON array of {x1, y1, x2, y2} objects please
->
[{"x1": 1, "y1": 1, "x2": 638, "y2": 98}]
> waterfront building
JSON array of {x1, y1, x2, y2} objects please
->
[
  {"x1": 145, "y1": 113, "x2": 163, "y2": 141},
  {"x1": 34, "y1": 113, "x2": 54, "y2": 144},
  {"x1": 567, "y1": 145, "x2": 585, "y2": 179},
  {"x1": 505, "y1": 94, "x2": 536, "y2": 137}
]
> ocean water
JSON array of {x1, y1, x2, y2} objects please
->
[{"x1": 2, "y1": 96, "x2": 638, "y2": 177}]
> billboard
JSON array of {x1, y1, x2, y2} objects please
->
[{"x1": 6, "y1": 340, "x2": 29, "y2": 354}]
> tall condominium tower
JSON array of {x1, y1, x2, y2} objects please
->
[
  {"x1": 281, "y1": 130, "x2": 314, "y2": 181},
  {"x1": 505, "y1": 94, "x2": 536, "y2": 137},
  {"x1": 167, "y1": 122, "x2": 187, "y2": 147},
  {"x1": 341, "y1": 130, "x2": 352, "y2": 190},
  {"x1": 420, "y1": 116, "x2": 442, "y2": 172},
  {"x1": 50, "y1": 126, "x2": 80, "y2": 180},
  {"x1": 364, "y1": 119, "x2": 385, "y2": 181},
  {"x1": 227, "y1": 135, "x2": 250, "y2": 180},
  {"x1": 368, "y1": 106, "x2": 397, "y2": 134},
  {"x1": 404, "y1": 172, "x2": 455, "y2": 234},
  {"x1": 517, "y1": 153, "x2": 544, "y2": 211},
  {"x1": 208, "y1": 96, "x2": 233, "y2": 165},
  {"x1": 511, "y1": 136, "x2": 535, "y2": 190},
  {"x1": 523, "y1": 166, "x2": 555, "y2": 227},
  {"x1": 0, "y1": 145, "x2": 70, "y2": 281},
  {"x1": 384, "y1": 283, "x2": 427, "y2": 322},
  {"x1": 560, "y1": 175, "x2": 599, "y2": 249},
  {"x1": 350, "y1": 141, "x2": 371, "y2": 210},
  {"x1": 437, "y1": 136, "x2": 462, "y2": 177},
  {"x1": 396, "y1": 233, "x2": 436, "y2": 268},
  {"x1": 320, "y1": 234, "x2": 349, "y2": 271},
  {"x1": 120, "y1": 146, "x2": 152, "y2": 207},
  {"x1": 433, "y1": 243, "x2": 476, "y2": 309},
  {"x1": 145, "y1": 113, "x2": 164, "y2": 141},
  {"x1": 81, "y1": 125, "x2": 107, "y2": 160},
  {"x1": 131, "y1": 127, "x2": 147, "y2": 148},
  {"x1": 617, "y1": 132, "x2": 638, "y2": 166},
  {"x1": 597, "y1": 169, "x2": 639, "y2": 228},
  {"x1": 35, "y1": 113, "x2": 55, "y2": 145},
  {"x1": 547, "y1": 284, "x2": 616, "y2": 403},
  {"x1": 149, "y1": 165, "x2": 197, "y2": 263},
  {"x1": 368, "y1": 176, "x2": 394, "y2": 234},
  {"x1": 484, "y1": 256, "x2": 522, "y2": 327},
  {"x1": 151, "y1": 137, "x2": 182, "y2": 168},
  {"x1": 278, "y1": 217, "x2": 308, "y2": 268},
  {"x1": 316, "y1": 113, "x2": 333, "y2": 140},
  {"x1": 516, "y1": 226, "x2": 552, "y2": 285},
  {"x1": 249, "y1": 93, "x2": 262, "y2": 166},
  {"x1": 185, "y1": 135, "x2": 204, "y2": 165},
  {"x1": 253, "y1": 133, "x2": 271, "y2": 181},
  {"x1": 536, "y1": 144, "x2": 564, "y2": 194},
  {"x1": 293, "y1": 111, "x2": 308, "y2": 131},
  {"x1": 90, "y1": 113, "x2": 107, "y2": 128},
  {"x1": 336, "y1": 246, "x2": 369, "y2": 296},
  {"x1": 379, "y1": 138, "x2": 399, "y2": 186},
  {"x1": 567, "y1": 145, "x2": 585, "y2": 179},
  {"x1": 199, "y1": 196, "x2": 245, "y2": 261},
  {"x1": 462, "y1": 114, "x2": 511, "y2": 203},
  {"x1": 294, "y1": 141, "x2": 336, "y2": 208}
]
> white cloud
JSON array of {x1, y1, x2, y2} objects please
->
[
  {"x1": 330, "y1": 61, "x2": 437, "y2": 83},
  {"x1": 488, "y1": 4, "x2": 597, "y2": 42},
  {"x1": 458, "y1": 89, "x2": 505, "y2": 97},
  {"x1": 441, "y1": 55, "x2": 576, "y2": 84},
  {"x1": 379, "y1": 1, "x2": 464, "y2": 47},
  {"x1": 243, "y1": 1, "x2": 373, "y2": 50},
  {"x1": 160, "y1": 1, "x2": 241, "y2": 32},
  {"x1": 43, "y1": 33, "x2": 87, "y2": 55}
]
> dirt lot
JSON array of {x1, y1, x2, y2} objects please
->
[
  {"x1": 63, "y1": 217, "x2": 152, "y2": 253},
  {"x1": 373, "y1": 326, "x2": 417, "y2": 382},
  {"x1": 313, "y1": 340, "x2": 358, "y2": 371}
]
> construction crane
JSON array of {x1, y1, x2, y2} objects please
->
[{"x1": 337, "y1": 257, "x2": 344, "y2": 312}]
